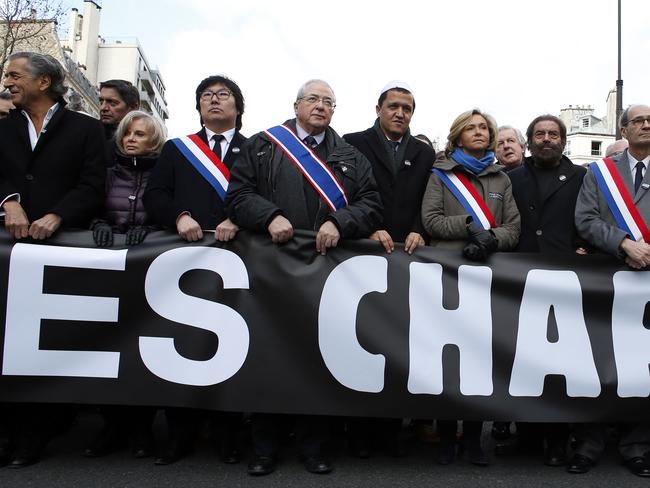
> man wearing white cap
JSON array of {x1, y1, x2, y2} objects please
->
[
  {"x1": 343, "y1": 82, "x2": 435, "y2": 458},
  {"x1": 344, "y1": 81, "x2": 435, "y2": 256}
]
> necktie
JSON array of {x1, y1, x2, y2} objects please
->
[
  {"x1": 388, "y1": 140, "x2": 400, "y2": 155},
  {"x1": 212, "y1": 134, "x2": 225, "y2": 159},
  {"x1": 634, "y1": 161, "x2": 645, "y2": 193},
  {"x1": 303, "y1": 136, "x2": 318, "y2": 149}
]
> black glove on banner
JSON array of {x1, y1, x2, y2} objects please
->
[
  {"x1": 92, "y1": 222, "x2": 114, "y2": 247},
  {"x1": 463, "y1": 220, "x2": 498, "y2": 261},
  {"x1": 125, "y1": 226, "x2": 149, "y2": 246}
]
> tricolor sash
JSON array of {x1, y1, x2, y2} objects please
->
[
  {"x1": 171, "y1": 134, "x2": 230, "y2": 200},
  {"x1": 432, "y1": 168, "x2": 496, "y2": 229},
  {"x1": 590, "y1": 157, "x2": 650, "y2": 242},
  {"x1": 263, "y1": 125, "x2": 348, "y2": 211}
]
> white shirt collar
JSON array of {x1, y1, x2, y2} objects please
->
[
  {"x1": 21, "y1": 102, "x2": 60, "y2": 150},
  {"x1": 204, "y1": 126, "x2": 236, "y2": 144},
  {"x1": 626, "y1": 149, "x2": 650, "y2": 172},
  {"x1": 204, "y1": 126, "x2": 235, "y2": 158},
  {"x1": 296, "y1": 123, "x2": 325, "y2": 145}
]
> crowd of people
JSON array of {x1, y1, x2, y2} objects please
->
[{"x1": 1, "y1": 51, "x2": 650, "y2": 478}]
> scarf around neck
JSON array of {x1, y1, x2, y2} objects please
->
[{"x1": 451, "y1": 147, "x2": 495, "y2": 174}]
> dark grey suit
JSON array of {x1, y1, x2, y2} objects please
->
[
  {"x1": 574, "y1": 149, "x2": 650, "y2": 461},
  {"x1": 575, "y1": 150, "x2": 650, "y2": 256}
]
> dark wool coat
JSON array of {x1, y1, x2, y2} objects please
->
[
  {"x1": 344, "y1": 125, "x2": 435, "y2": 242},
  {"x1": 0, "y1": 107, "x2": 107, "y2": 227},
  {"x1": 144, "y1": 128, "x2": 246, "y2": 229}
]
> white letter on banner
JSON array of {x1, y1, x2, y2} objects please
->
[
  {"x1": 2, "y1": 243, "x2": 125, "y2": 378},
  {"x1": 509, "y1": 270, "x2": 600, "y2": 397},
  {"x1": 319, "y1": 256, "x2": 387, "y2": 393},
  {"x1": 141, "y1": 247, "x2": 249, "y2": 386},
  {"x1": 408, "y1": 263, "x2": 493, "y2": 396},
  {"x1": 612, "y1": 270, "x2": 650, "y2": 397}
]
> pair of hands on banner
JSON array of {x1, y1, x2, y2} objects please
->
[
  {"x1": 463, "y1": 220, "x2": 498, "y2": 262},
  {"x1": 176, "y1": 214, "x2": 239, "y2": 242},
  {"x1": 621, "y1": 237, "x2": 650, "y2": 269},
  {"x1": 369, "y1": 230, "x2": 425, "y2": 255},
  {"x1": 268, "y1": 215, "x2": 339, "y2": 255},
  {"x1": 92, "y1": 222, "x2": 150, "y2": 247},
  {"x1": 3, "y1": 201, "x2": 61, "y2": 240}
]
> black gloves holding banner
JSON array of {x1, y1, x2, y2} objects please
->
[
  {"x1": 92, "y1": 222, "x2": 149, "y2": 247},
  {"x1": 463, "y1": 220, "x2": 498, "y2": 261}
]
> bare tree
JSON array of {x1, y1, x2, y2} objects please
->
[{"x1": 0, "y1": 0, "x2": 64, "y2": 70}]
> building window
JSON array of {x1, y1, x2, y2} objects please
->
[
  {"x1": 564, "y1": 140, "x2": 571, "y2": 156},
  {"x1": 591, "y1": 141, "x2": 602, "y2": 156},
  {"x1": 582, "y1": 117, "x2": 590, "y2": 128}
]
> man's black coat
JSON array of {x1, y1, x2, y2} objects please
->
[
  {"x1": 0, "y1": 107, "x2": 107, "y2": 227},
  {"x1": 509, "y1": 155, "x2": 587, "y2": 253},
  {"x1": 144, "y1": 128, "x2": 246, "y2": 229},
  {"x1": 344, "y1": 125, "x2": 435, "y2": 242}
]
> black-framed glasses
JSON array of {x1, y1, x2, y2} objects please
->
[
  {"x1": 627, "y1": 116, "x2": 650, "y2": 127},
  {"x1": 200, "y1": 89, "x2": 232, "y2": 101},
  {"x1": 298, "y1": 95, "x2": 336, "y2": 109}
]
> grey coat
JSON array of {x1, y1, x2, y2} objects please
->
[
  {"x1": 421, "y1": 155, "x2": 520, "y2": 250},
  {"x1": 575, "y1": 150, "x2": 650, "y2": 256}
]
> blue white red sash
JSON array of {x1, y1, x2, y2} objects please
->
[
  {"x1": 263, "y1": 125, "x2": 348, "y2": 211},
  {"x1": 590, "y1": 157, "x2": 650, "y2": 242},
  {"x1": 432, "y1": 168, "x2": 496, "y2": 229},
  {"x1": 171, "y1": 134, "x2": 230, "y2": 201}
]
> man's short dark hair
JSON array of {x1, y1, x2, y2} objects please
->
[
  {"x1": 99, "y1": 79, "x2": 140, "y2": 109},
  {"x1": 526, "y1": 114, "x2": 567, "y2": 145},
  {"x1": 195, "y1": 75, "x2": 245, "y2": 130},
  {"x1": 377, "y1": 87, "x2": 415, "y2": 110},
  {"x1": 0, "y1": 91, "x2": 12, "y2": 101}
]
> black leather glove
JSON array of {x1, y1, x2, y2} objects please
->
[
  {"x1": 92, "y1": 222, "x2": 113, "y2": 247},
  {"x1": 463, "y1": 241, "x2": 487, "y2": 261},
  {"x1": 125, "y1": 226, "x2": 149, "y2": 246},
  {"x1": 463, "y1": 221, "x2": 498, "y2": 261}
]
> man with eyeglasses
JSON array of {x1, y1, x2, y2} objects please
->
[
  {"x1": 225, "y1": 79, "x2": 382, "y2": 476},
  {"x1": 572, "y1": 104, "x2": 650, "y2": 477},
  {"x1": 143, "y1": 75, "x2": 247, "y2": 466}
]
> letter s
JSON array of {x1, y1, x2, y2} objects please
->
[{"x1": 140, "y1": 247, "x2": 249, "y2": 386}]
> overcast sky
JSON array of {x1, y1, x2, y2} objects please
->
[{"x1": 69, "y1": 0, "x2": 649, "y2": 145}]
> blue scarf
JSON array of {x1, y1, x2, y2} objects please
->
[{"x1": 451, "y1": 148, "x2": 495, "y2": 174}]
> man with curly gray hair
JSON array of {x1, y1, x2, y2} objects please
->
[{"x1": 0, "y1": 51, "x2": 106, "y2": 467}]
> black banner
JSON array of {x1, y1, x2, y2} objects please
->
[{"x1": 0, "y1": 229, "x2": 649, "y2": 422}]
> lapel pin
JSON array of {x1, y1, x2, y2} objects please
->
[
  {"x1": 559, "y1": 175, "x2": 567, "y2": 181},
  {"x1": 232, "y1": 147, "x2": 240, "y2": 153},
  {"x1": 643, "y1": 183, "x2": 650, "y2": 190},
  {"x1": 404, "y1": 160, "x2": 411, "y2": 166},
  {"x1": 342, "y1": 166, "x2": 348, "y2": 172}
]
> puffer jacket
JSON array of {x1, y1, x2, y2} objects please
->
[
  {"x1": 102, "y1": 151, "x2": 157, "y2": 232},
  {"x1": 421, "y1": 154, "x2": 520, "y2": 250},
  {"x1": 225, "y1": 119, "x2": 383, "y2": 238}
]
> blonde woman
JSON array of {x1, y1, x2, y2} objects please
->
[{"x1": 421, "y1": 108, "x2": 520, "y2": 466}]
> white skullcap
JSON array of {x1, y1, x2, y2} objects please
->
[{"x1": 379, "y1": 80, "x2": 414, "y2": 98}]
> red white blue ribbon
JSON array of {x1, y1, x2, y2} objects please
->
[
  {"x1": 432, "y1": 168, "x2": 496, "y2": 229},
  {"x1": 590, "y1": 157, "x2": 650, "y2": 242},
  {"x1": 171, "y1": 134, "x2": 230, "y2": 201},
  {"x1": 263, "y1": 125, "x2": 348, "y2": 211}
]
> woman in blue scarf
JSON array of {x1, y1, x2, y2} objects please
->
[{"x1": 421, "y1": 109, "x2": 520, "y2": 466}]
